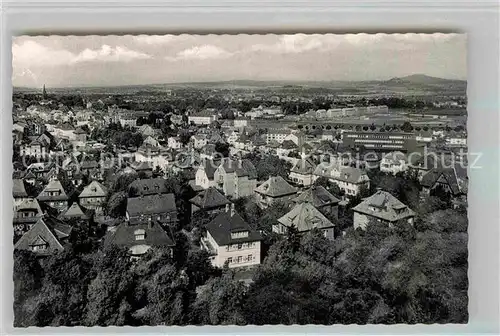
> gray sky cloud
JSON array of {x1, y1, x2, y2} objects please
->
[{"x1": 12, "y1": 33, "x2": 466, "y2": 87}]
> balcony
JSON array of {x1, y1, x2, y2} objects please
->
[{"x1": 200, "y1": 237, "x2": 217, "y2": 256}]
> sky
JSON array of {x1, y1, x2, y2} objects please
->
[{"x1": 12, "y1": 33, "x2": 466, "y2": 88}]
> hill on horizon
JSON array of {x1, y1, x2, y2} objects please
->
[{"x1": 13, "y1": 74, "x2": 466, "y2": 91}]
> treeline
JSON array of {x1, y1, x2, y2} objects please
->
[{"x1": 14, "y1": 199, "x2": 468, "y2": 326}]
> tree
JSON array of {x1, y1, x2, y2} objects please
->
[
  {"x1": 178, "y1": 129, "x2": 191, "y2": 146},
  {"x1": 84, "y1": 246, "x2": 135, "y2": 326},
  {"x1": 214, "y1": 142, "x2": 230, "y2": 158},
  {"x1": 401, "y1": 121, "x2": 413, "y2": 133},
  {"x1": 106, "y1": 191, "x2": 127, "y2": 217}
]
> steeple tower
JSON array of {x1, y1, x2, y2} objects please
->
[{"x1": 42, "y1": 84, "x2": 47, "y2": 100}]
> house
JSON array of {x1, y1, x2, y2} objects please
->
[
  {"x1": 195, "y1": 160, "x2": 219, "y2": 189},
  {"x1": 118, "y1": 113, "x2": 137, "y2": 128},
  {"x1": 134, "y1": 145, "x2": 170, "y2": 172},
  {"x1": 58, "y1": 202, "x2": 92, "y2": 222},
  {"x1": 167, "y1": 136, "x2": 183, "y2": 150},
  {"x1": 420, "y1": 167, "x2": 462, "y2": 197},
  {"x1": 254, "y1": 176, "x2": 297, "y2": 208},
  {"x1": 104, "y1": 220, "x2": 176, "y2": 257},
  {"x1": 74, "y1": 127, "x2": 87, "y2": 143},
  {"x1": 126, "y1": 193, "x2": 178, "y2": 227},
  {"x1": 79, "y1": 180, "x2": 108, "y2": 215},
  {"x1": 130, "y1": 161, "x2": 154, "y2": 178},
  {"x1": 201, "y1": 205, "x2": 262, "y2": 268},
  {"x1": 128, "y1": 177, "x2": 169, "y2": 196},
  {"x1": 138, "y1": 124, "x2": 156, "y2": 137},
  {"x1": 191, "y1": 134, "x2": 208, "y2": 149},
  {"x1": 189, "y1": 187, "x2": 231, "y2": 214},
  {"x1": 289, "y1": 158, "x2": 316, "y2": 187},
  {"x1": 188, "y1": 110, "x2": 218, "y2": 125},
  {"x1": 313, "y1": 163, "x2": 370, "y2": 198},
  {"x1": 276, "y1": 140, "x2": 298, "y2": 158},
  {"x1": 13, "y1": 179, "x2": 29, "y2": 207},
  {"x1": 352, "y1": 190, "x2": 416, "y2": 230},
  {"x1": 293, "y1": 186, "x2": 340, "y2": 219},
  {"x1": 37, "y1": 178, "x2": 70, "y2": 211},
  {"x1": 143, "y1": 135, "x2": 160, "y2": 147},
  {"x1": 14, "y1": 216, "x2": 72, "y2": 256},
  {"x1": 284, "y1": 131, "x2": 305, "y2": 147},
  {"x1": 380, "y1": 151, "x2": 408, "y2": 175},
  {"x1": 214, "y1": 158, "x2": 258, "y2": 199},
  {"x1": 20, "y1": 134, "x2": 52, "y2": 158},
  {"x1": 200, "y1": 143, "x2": 218, "y2": 160},
  {"x1": 80, "y1": 159, "x2": 101, "y2": 180},
  {"x1": 409, "y1": 153, "x2": 442, "y2": 180},
  {"x1": 52, "y1": 123, "x2": 77, "y2": 141},
  {"x1": 274, "y1": 202, "x2": 335, "y2": 239},
  {"x1": 13, "y1": 198, "x2": 44, "y2": 237}
]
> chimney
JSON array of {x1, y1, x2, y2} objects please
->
[
  {"x1": 230, "y1": 203, "x2": 235, "y2": 217},
  {"x1": 225, "y1": 203, "x2": 230, "y2": 213},
  {"x1": 148, "y1": 218, "x2": 153, "y2": 229}
]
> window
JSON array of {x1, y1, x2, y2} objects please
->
[
  {"x1": 247, "y1": 254, "x2": 253, "y2": 261},
  {"x1": 134, "y1": 229, "x2": 145, "y2": 241},
  {"x1": 237, "y1": 243, "x2": 242, "y2": 249},
  {"x1": 227, "y1": 257, "x2": 233, "y2": 264},
  {"x1": 236, "y1": 256, "x2": 242, "y2": 263},
  {"x1": 31, "y1": 244, "x2": 47, "y2": 252}
]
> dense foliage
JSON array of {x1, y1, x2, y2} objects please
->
[{"x1": 14, "y1": 196, "x2": 467, "y2": 326}]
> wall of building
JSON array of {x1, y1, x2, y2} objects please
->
[{"x1": 353, "y1": 212, "x2": 371, "y2": 230}]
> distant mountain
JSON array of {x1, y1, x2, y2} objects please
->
[{"x1": 385, "y1": 74, "x2": 466, "y2": 85}]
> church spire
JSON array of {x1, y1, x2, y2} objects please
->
[{"x1": 42, "y1": 84, "x2": 47, "y2": 99}]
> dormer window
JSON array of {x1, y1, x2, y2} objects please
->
[
  {"x1": 231, "y1": 231, "x2": 249, "y2": 239},
  {"x1": 134, "y1": 229, "x2": 145, "y2": 241}
]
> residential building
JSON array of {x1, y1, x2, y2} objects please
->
[
  {"x1": 214, "y1": 158, "x2": 258, "y2": 199},
  {"x1": 313, "y1": 162, "x2": 370, "y2": 197},
  {"x1": 191, "y1": 134, "x2": 208, "y2": 149},
  {"x1": 293, "y1": 186, "x2": 340, "y2": 219},
  {"x1": 37, "y1": 178, "x2": 70, "y2": 211},
  {"x1": 276, "y1": 140, "x2": 299, "y2": 158},
  {"x1": 130, "y1": 161, "x2": 154, "y2": 178},
  {"x1": 380, "y1": 151, "x2": 409, "y2": 175},
  {"x1": 14, "y1": 216, "x2": 72, "y2": 256},
  {"x1": 352, "y1": 190, "x2": 416, "y2": 230},
  {"x1": 167, "y1": 136, "x2": 183, "y2": 150},
  {"x1": 20, "y1": 134, "x2": 51, "y2": 159},
  {"x1": 13, "y1": 198, "x2": 44, "y2": 237},
  {"x1": 138, "y1": 124, "x2": 156, "y2": 137},
  {"x1": 274, "y1": 202, "x2": 335, "y2": 239},
  {"x1": 58, "y1": 202, "x2": 92, "y2": 222},
  {"x1": 195, "y1": 160, "x2": 219, "y2": 189},
  {"x1": 420, "y1": 167, "x2": 462, "y2": 197},
  {"x1": 79, "y1": 180, "x2": 108, "y2": 215},
  {"x1": 126, "y1": 193, "x2": 178, "y2": 227},
  {"x1": 128, "y1": 178, "x2": 168, "y2": 196},
  {"x1": 104, "y1": 220, "x2": 176, "y2": 258},
  {"x1": 254, "y1": 176, "x2": 297, "y2": 208},
  {"x1": 289, "y1": 158, "x2": 316, "y2": 187},
  {"x1": 201, "y1": 205, "x2": 262, "y2": 268},
  {"x1": 13, "y1": 179, "x2": 29, "y2": 207},
  {"x1": 118, "y1": 113, "x2": 137, "y2": 128},
  {"x1": 189, "y1": 187, "x2": 231, "y2": 214}
]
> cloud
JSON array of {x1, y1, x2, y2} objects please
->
[
  {"x1": 248, "y1": 33, "x2": 462, "y2": 54},
  {"x1": 13, "y1": 40, "x2": 76, "y2": 67},
  {"x1": 174, "y1": 45, "x2": 233, "y2": 60},
  {"x1": 12, "y1": 41, "x2": 151, "y2": 68},
  {"x1": 72, "y1": 45, "x2": 151, "y2": 63},
  {"x1": 133, "y1": 35, "x2": 176, "y2": 45}
]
